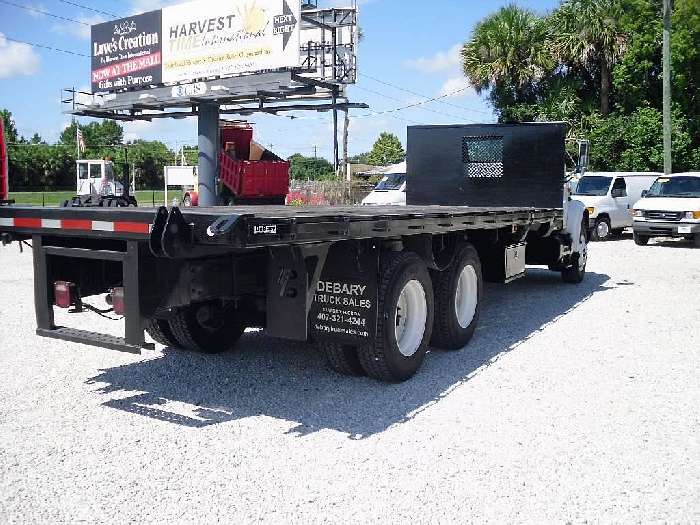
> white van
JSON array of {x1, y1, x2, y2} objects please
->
[
  {"x1": 361, "y1": 162, "x2": 407, "y2": 206},
  {"x1": 572, "y1": 172, "x2": 660, "y2": 240},
  {"x1": 632, "y1": 172, "x2": 700, "y2": 247}
]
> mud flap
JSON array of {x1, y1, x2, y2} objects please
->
[{"x1": 309, "y1": 242, "x2": 379, "y2": 344}]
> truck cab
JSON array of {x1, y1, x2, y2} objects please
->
[
  {"x1": 76, "y1": 160, "x2": 124, "y2": 197},
  {"x1": 632, "y1": 173, "x2": 700, "y2": 246}
]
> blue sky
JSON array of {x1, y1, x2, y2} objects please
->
[{"x1": 0, "y1": 0, "x2": 559, "y2": 160}]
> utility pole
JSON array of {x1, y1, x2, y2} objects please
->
[
  {"x1": 662, "y1": 0, "x2": 673, "y2": 175},
  {"x1": 342, "y1": 109, "x2": 350, "y2": 182}
]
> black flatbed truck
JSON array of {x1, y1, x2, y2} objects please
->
[{"x1": 0, "y1": 124, "x2": 589, "y2": 382}]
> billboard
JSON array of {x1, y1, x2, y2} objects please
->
[
  {"x1": 90, "y1": 0, "x2": 300, "y2": 93},
  {"x1": 162, "y1": 0, "x2": 300, "y2": 83},
  {"x1": 91, "y1": 11, "x2": 162, "y2": 93}
]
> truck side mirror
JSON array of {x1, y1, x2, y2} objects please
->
[
  {"x1": 611, "y1": 188, "x2": 624, "y2": 198},
  {"x1": 641, "y1": 190, "x2": 648, "y2": 198}
]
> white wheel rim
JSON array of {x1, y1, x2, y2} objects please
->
[
  {"x1": 454, "y1": 264, "x2": 478, "y2": 329},
  {"x1": 394, "y1": 279, "x2": 427, "y2": 357},
  {"x1": 596, "y1": 221, "x2": 609, "y2": 238}
]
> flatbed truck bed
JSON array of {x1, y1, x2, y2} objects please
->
[
  {"x1": 1, "y1": 204, "x2": 563, "y2": 247},
  {"x1": 0, "y1": 202, "x2": 585, "y2": 382}
]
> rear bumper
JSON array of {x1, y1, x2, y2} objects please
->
[{"x1": 633, "y1": 220, "x2": 700, "y2": 236}]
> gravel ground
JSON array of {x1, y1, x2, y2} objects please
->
[{"x1": 0, "y1": 235, "x2": 698, "y2": 523}]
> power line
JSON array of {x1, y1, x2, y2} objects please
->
[
  {"x1": 57, "y1": 0, "x2": 119, "y2": 18},
  {"x1": 354, "y1": 84, "x2": 476, "y2": 119},
  {"x1": 354, "y1": 84, "x2": 470, "y2": 123},
  {"x1": 0, "y1": 0, "x2": 90, "y2": 25},
  {"x1": 359, "y1": 73, "x2": 492, "y2": 116},
  {"x1": 2, "y1": 36, "x2": 89, "y2": 57}
]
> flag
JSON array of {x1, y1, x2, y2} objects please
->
[{"x1": 76, "y1": 127, "x2": 85, "y2": 153}]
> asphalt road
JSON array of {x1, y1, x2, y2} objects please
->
[{"x1": 1, "y1": 235, "x2": 698, "y2": 523}]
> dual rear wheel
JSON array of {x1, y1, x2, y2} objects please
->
[
  {"x1": 322, "y1": 244, "x2": 483, "y2": 383},
  {"x1": 145, "y1": 301, "x2": 245, "y2": 354}
]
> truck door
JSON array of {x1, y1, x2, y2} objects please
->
[
  {"x1": 610, "y1": 177, "x2": 630, "y2": 228},
  {"x1": 89, "y1": 162, "x2": 102, "y2": 195},
  {"x1": 76, "y1": 162, "x2": 90, "y2": 195}
]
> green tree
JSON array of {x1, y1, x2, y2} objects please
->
[
  {"x1": 586, "y1": 106, "x2": 692, "y2": 171},
  {"x1": 549, "y1": 0, "x2": 627, "y2": 116},
  {"x1": 348, "y1": 152, "x2": 371, "y2": 164},
  {"x1": 367, "y1": 133, "x2": 405, "y2": 166},
  {"x1": 60, "y1": 120, "x2": 124, "y2": 152},
  {"x1": 461, "y1": 5, "x2": 554, "y2": 121},
  {"x1": 128, "y1": 140, "x2": 173, "y2": 189},
  {"x1": 288, "y1": 153, "x2": 336, "y2": 180},
  {"x1": 1, "y1": 109, "x2": 18, "y2": 143}
]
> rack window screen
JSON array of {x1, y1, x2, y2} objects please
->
[{"x1": 462, "y1": 136, "x2": 504, "y2": 178}]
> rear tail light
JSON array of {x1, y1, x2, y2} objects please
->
[
  {"x1": 111, "y1": 287, "x2": 125, "y2": 315},
  {"x1": 54, "y1": 281, "x2": 77, "y2": 309}
]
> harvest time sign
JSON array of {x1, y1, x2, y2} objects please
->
[{"x1": 91, "y1": 0, "x2": 301, "y2": 93}]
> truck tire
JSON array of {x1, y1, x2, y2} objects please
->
[
  {"x1": 562, "y1": 218, "x2": 588, "y2": 284},
  {"x1": 320, "y1": 342, "x2": 365, "y2": 376},
  {"x1": 356, "y1": 251, "x2": 434, "y2": 383},
  {"x1": 633, "y1": 232, "x2": 650, "y2": 246},
  {"x1": 168, "y1": 302, "x2": 245, "y2": 354},
  {"x1": 145, "y1": 318, "x2": 180, "y2": 348},
  {"x1": 430, "y1": 243, "x2": 482, "y2": 350},
  {"x1": 591, "y1": 216, "x2": 611, "y2": 241}
]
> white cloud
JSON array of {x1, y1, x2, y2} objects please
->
[
  {"x1": 26, "y1": 3, "x2": 48, "y2": 18},
  {"x1": 404, "y1": 44, "x2": 463, "y2": 74},
  {"x1": 52, "y1": 14, "x2": 105, "y2": 39},
  {"x1": 0, "y1": 33, "x2": 41, "y2": 79},
  {"x1": 439, "y1": 77, "x2": 474, "y2": 99}
]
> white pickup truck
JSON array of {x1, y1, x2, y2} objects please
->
[{"x1": 632, "y1": 172, "x2": 700, "y2": 247}]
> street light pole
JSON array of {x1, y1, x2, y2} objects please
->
[{"x1": 662, "y1": 0, "x2": 673, "y2": 175}]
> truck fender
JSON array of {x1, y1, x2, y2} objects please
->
[{"x1": 565, "y1": 199, "x2": 587, "y2": 253}]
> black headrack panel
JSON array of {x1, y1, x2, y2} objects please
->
[{"x1": 407, "y1": 123, "x2": 567, "y2": 209}]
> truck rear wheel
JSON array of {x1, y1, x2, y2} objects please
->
[
  {"x1": 357, "y1": 252, "x2": 434, "y2": 383},
  {"x1": 431, "y1": 243, "x2": 482, "y2": 350},
  {"x1": 168, "y1": 302, "x2": 245, "y2": 354},
  {"x1": 145, "y1": 318, "x2": 179, "y2": 348},
  {"x1": 320, "y1": 342, "x2": 365, "y2": 376}
]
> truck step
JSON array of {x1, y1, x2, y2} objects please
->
[{"x1": 36, "y1": 327, "x2": 153, "y2": 354}]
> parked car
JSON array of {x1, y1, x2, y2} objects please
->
[
  {"x1": 572, "y1": 172, "x2": 660, "y2": 240},
  {"x1": 361, "y1": 162, "x2": 406, "y2": 206},
  {"x1": 632, "y1": 172, "x2": 700, "y2": 247}
]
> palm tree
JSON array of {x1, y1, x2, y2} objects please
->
[
  {"x1": 549, "y1": 0, "x2": 626, "y2": 116},
  {"x1": 462, "y1": 5, "x2": 553, "y2": 118}
]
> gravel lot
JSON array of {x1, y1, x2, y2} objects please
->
[{"x1": 1, "y1": 235, "x2": 698, "y2": 523}]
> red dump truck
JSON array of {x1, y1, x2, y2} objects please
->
[{"x1": 182, "y1": 122, "x2": 289, "y2": 207}]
